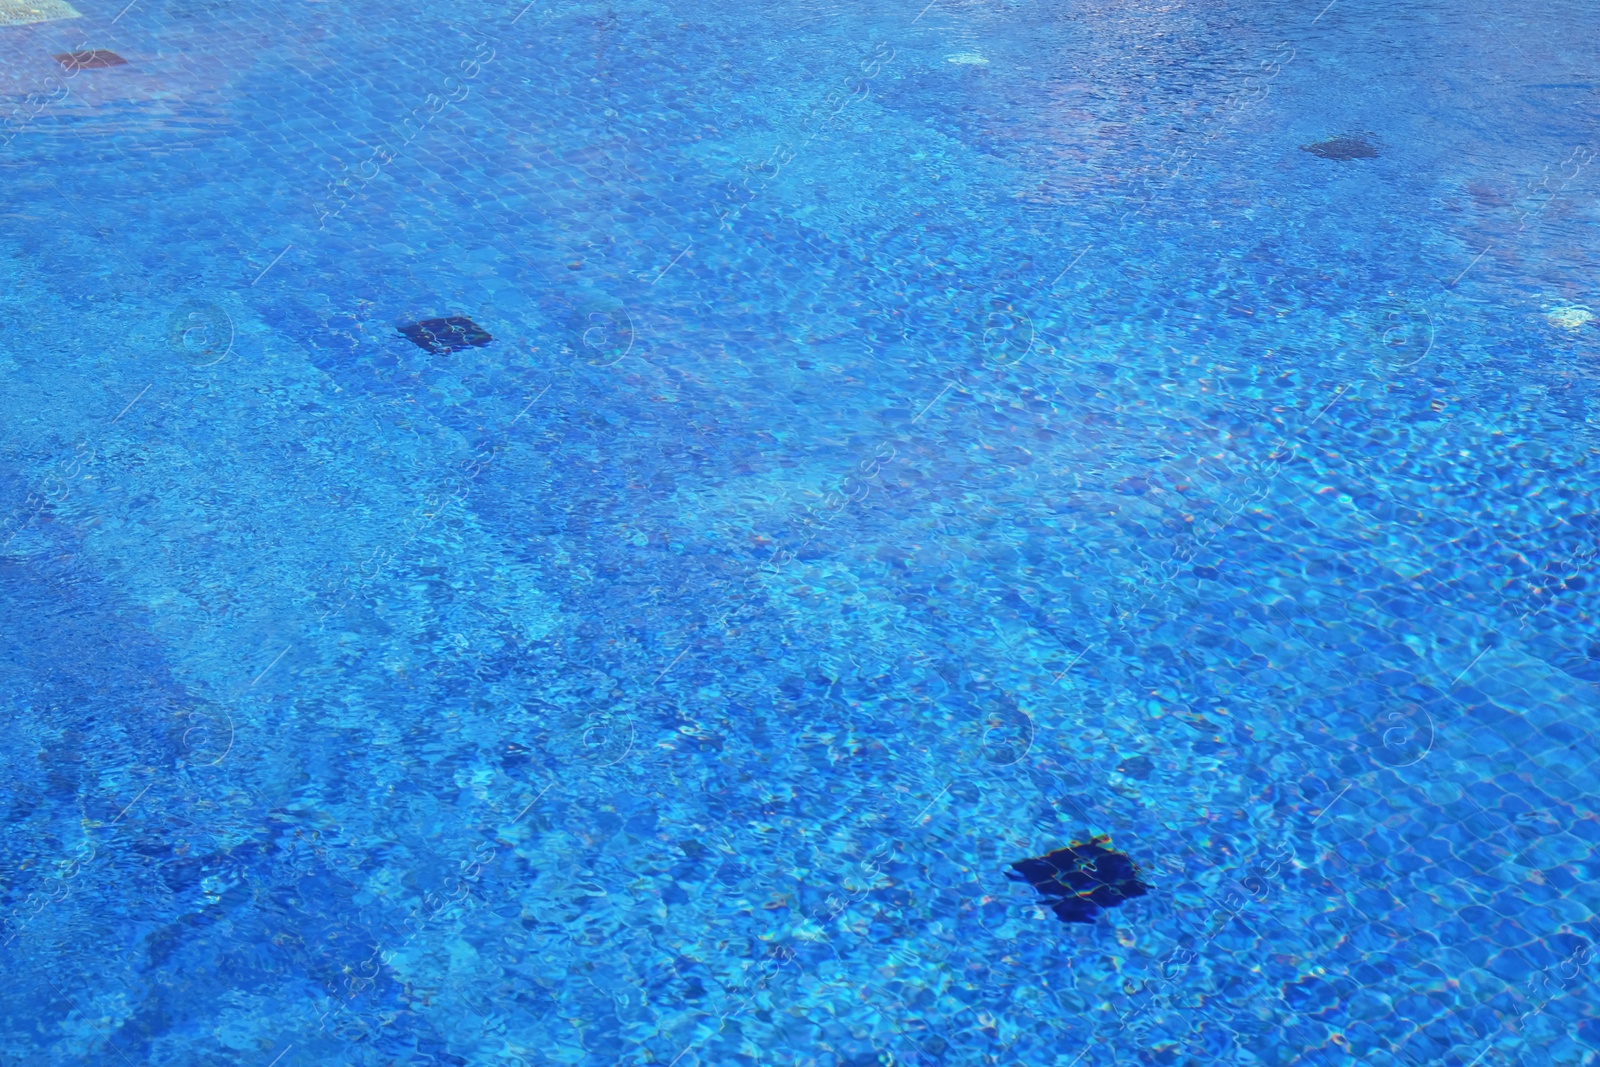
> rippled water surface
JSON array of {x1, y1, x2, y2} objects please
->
[{"x1": 3, "y1": 0, "x2": 1599, "y2": 1063}]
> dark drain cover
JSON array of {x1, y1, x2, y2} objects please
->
[
  {"x1": 398, "y1": 317, "x2": 492, "y2": 355},
  {"x1": 1301, "y1": 135, "x2": 1378, "y2": 161},
  {"x1": 1008, "y1": 836, "x2": 1149, "y2": 924},
  {"x1": 54, "y1": 50, "x2": 128, "y2": 70}
]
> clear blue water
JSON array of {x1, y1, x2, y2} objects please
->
[{"x1": 2, "y1": 0, "x2": 1599, "y2": 1062}]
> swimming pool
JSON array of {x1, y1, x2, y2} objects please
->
[{"x1": 2, "y1": 0, "x2": 1598, "y2": 1062}]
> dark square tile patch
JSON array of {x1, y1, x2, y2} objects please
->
[
  {"x1": 54, "y1": 50, "x2": 127, "y2": 70},
  {"x1": 398, "y1": 317, "x2": 492, "y2": 355},
  {"x1": 1009, "y1": 835, "x2": 1150, "y2": 924},
  {"x1": 1301, "y1": 135, "x2": 1379, "y2": 160},
  {"x1": 1117, "y1": 755, "x2": 1154, "y2": 780}
]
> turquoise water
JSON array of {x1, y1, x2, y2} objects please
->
[{"x1": 2, "y1": 0, "x2": 1599, "y2": 1063}]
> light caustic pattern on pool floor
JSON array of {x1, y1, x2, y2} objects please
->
[{"x1": 1, "y1": 0, "x2": 1599, "y2": 1063}]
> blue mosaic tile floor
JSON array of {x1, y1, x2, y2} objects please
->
[{"x1": 2, "y1": 0, "x2": 1599, "y2": 1063}]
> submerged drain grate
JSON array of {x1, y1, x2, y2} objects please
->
[
  {"x1": 54, "y1": 49, "x2": 127, "y2": 69},
  {"x1": 1009, "y1": 835, "x2": 1150, "y2": 924},
  {"x1": 398, "y1": 317, "x2": 492, "y2": 355}
]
